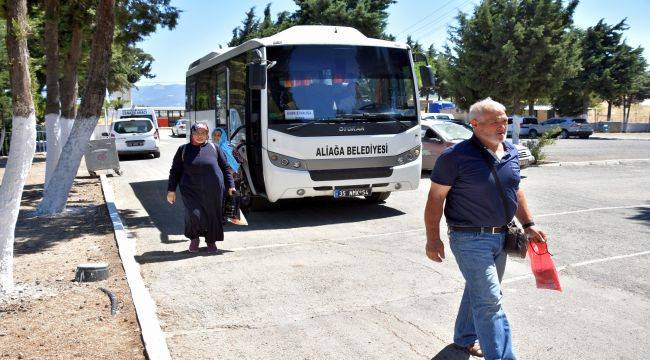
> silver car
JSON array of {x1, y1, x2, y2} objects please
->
[
  {"x1": 421, "y1": 119, "x2": 535, "y2": 170},
  {"x1": 171, "y1": 119, "x2": 188, "y2": 137},
  {"x1": 542, "y1": 117, "x2": 593, "y2": 139}
]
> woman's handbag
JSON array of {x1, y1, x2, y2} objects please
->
[{"x1": 224, "y1": 191, "x2": 247, "y2": 225}]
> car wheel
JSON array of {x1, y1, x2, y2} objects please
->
[
  {"x1": 364, "y1": 192, "x2": 391, "y2": 203},
  {"x1": 560, "y1": 129, "x2": 569, "y2": 139},
  {"x1": 153, "y1": 151, "x2": 161, "y2": 158},
  {"x1": 528, "y1": 129, "x2": 538, "y2": 139}
]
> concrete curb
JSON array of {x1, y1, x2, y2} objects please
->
[
  {"x1": 538, "y1": 158, "x2": 650, "y2": 167},
  {"x1": 590, "y1": 136, "x2": 650, "y2": 141},
  {"x1": 99, "y1": 174, "x2": 172, "y2": 360}
]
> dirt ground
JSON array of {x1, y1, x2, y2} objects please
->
[{"x1": 0, "y1": 155, "x2": 145, "y2": 359}]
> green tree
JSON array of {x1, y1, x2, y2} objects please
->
[
  {"x1": 227, "y1": 0, "x2": 396, "y2": 47},
  {"x1": 555, "y1": 19, "x2": 647, "y2": 120},
  {"x1": 293, "y1": 0, "x2": 395, "y2": 39},
  {"x1": 582, "y1": 19, "x2": 631, "y2": 120},
  {"x1": 228, "y1": 6, "x2": 261, "y2": 47},
  {"x1": 446, "y1": 0, "x2": 579, "y2": 113},
  {"x1": 517, "y1": 0, "x2": 580, "y2": 115}
]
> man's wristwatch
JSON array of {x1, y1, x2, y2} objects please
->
[{"x1": 522, "y1": 221, "x2": 535, "y2": 229}]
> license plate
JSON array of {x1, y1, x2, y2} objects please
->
[
  {"x1": 126, "y1": 140, "x2": 144, "y2": 147},
  {"x1": 333, "y1": 187, "x2": 371, "y2": 198}
]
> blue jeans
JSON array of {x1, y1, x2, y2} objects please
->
[{"x1": 449, "y1": 231, "x2": 516, "y2": 360}]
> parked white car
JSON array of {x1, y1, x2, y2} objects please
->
[
  {"x1": 422, "y1": 112, "x2": 455, "y2": 121},
  {"x1": 507, "y1": 116, "x2": 545, "y2": 138},
  {"x1": 171, "y1": 118, "x2": 188, "y2": 137},
  {"x1": 111, "y1": 117, "x2": 160, "y2": 158}
]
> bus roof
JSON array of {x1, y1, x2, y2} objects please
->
[{"x1": 187, "y1": 25, "x2": 410, "y2": 77}]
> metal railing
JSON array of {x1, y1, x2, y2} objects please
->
[{"x1": 0, "y1": 130, "x2": 47, "y2": 156}]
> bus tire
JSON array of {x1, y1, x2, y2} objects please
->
[
  {"x1": 249, "y1": 196, "x2": 272, "y2": 211},
  {"x1": 365, "y1": 192, "x2": 391, "y2": 203}
]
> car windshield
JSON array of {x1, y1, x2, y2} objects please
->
[
  {"x1": 572, "y1": 119, "x2": 587, "y2": 124},
  {"x1": 114, "y1": 120, "x2": 152, "y2": 134},
  {"x1": 431, "y1": 122, "x2": 473, "y2": 141},
  {"x1": 266, "y1": 45, "x2": 416, "y2": 124}
]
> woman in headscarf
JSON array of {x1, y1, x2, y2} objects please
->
[
  {"x1": 167, "y1": 122, "x2": 235, "y2": 253},
  {"x1": 212, "y1": 127, "x2": 240, "y2": 175}
]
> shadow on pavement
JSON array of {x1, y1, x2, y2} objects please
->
[
  {"x1": 628, "y1": 206, "x2": 650, "y2": 227},
  {"x1": 14, "y1": 181, "x2": 112, "y2": 257},
  {"x1": 118, "y1": 153, "x2": 156, "y2": 162},
  {"x1": 134, "y1": 248, "x2": 233, "y2": 264},
  {"x1": 431, "y1": 344, "x2": 471, "y2": 360},
  {"x1": 127, "y1": 179, "x2": 405, "y2": 240},
  {"x1": 0, "y1": 155, "x2": 46, "y2": 169}
]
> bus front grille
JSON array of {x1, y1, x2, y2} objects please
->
[{"x1": 308, "y1": 167, "x2": 393, "y2": 181}]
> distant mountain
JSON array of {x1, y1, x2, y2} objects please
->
[{"x1": 131, "y1": 84, "x2": 185, "y2": 107}]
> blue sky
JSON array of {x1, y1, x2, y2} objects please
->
[{"x1": 136, "y1": 0, "x2": 650, "y2": 86}]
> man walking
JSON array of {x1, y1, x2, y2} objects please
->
[{"x1": 424, "y1": 98, "x2": 547, "y2": 359}]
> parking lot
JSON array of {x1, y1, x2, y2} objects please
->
[{"x1": 109, "y1": 130, "x2": 649, "y2": 359}]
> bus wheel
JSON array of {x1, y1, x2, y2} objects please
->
[
  {"x1": 244, "y1": 196, "x2": 271, "y2": 211},
  {"x1": 364, "y1": 192, "x2": 391, "y2": 203}
]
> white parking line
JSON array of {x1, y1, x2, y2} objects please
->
[
  {"x1": 537, "y1": 204, "x2": 648, "y2": 218},
  {"x1": 226, "y1": 204, "x2": 648, "y2": 252},
  {"x1": 227, "y1": 229, "x2": 425, "y2": 252},
  {"x1": 503, "y1": 250, "x2": 650, "y2": 284}
]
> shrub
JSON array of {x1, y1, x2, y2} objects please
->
[{"x1": 524, "y1": 127, "x2": 561, "y2": 163}]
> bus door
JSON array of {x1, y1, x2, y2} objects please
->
[{"x1": 244, "y1": 62, "x2": 266, "y2": 194}]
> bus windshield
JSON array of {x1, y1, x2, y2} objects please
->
[{"x1": 266, "y1": 45, "x2": 416, "y2": 124}]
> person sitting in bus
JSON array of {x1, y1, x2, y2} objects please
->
[{"x1": 333, "y1": 82, "x2": 358, "y2": 114}]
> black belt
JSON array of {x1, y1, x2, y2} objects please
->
[{"x1": 448, "y1": 226, "x2": 506, "y2": 234}]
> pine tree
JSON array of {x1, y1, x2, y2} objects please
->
[
  {"x1": 446, "y1": 0, "x2": 579, "y2": 113},
  {"x1": 227, "y1": 0, "x2": 396, "y2": 47}
]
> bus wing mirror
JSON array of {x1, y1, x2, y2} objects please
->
[
  {"x1": 248, "y1": 63, "x2": 267, "y2": 90},
  {"x1": 419, "y1": 65, "x2": 435, "y2": 89}
]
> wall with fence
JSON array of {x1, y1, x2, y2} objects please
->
[{"x1": 1, "y1": 129, "x2": 48, "y2": 156}]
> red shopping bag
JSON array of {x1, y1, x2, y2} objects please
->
[{"x1": 528, "y1": 242, "x2": 562, "y2": 292}]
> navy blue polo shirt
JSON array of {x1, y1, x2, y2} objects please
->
[{"x1": 430, "y1": 136, "x2": 520, "y2": 227}]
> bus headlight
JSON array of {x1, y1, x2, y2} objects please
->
[
  {"x1": 395, "y1": 145, "x2": 420, "y2": 166},
  {"x1": 268, "y1": 151, "x2": 307, "y2": 171}
]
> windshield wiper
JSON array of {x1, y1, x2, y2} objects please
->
[
  {"x1": 338, "y1": 112, "x2": 412, "y2": 130},
  {"x1": 286, "y1": 122, "x2": 316, "y2": 132},
  {"x1": 286, "y1": 120, "x2": 336, "y2": 132}
]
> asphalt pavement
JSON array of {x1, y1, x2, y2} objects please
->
[
  {"x1": 541, "y1": 138, "x2": 650, "y2": 163},
  {"x1": 108, "y1": 129, "x2": 650, "y2": 359}
]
